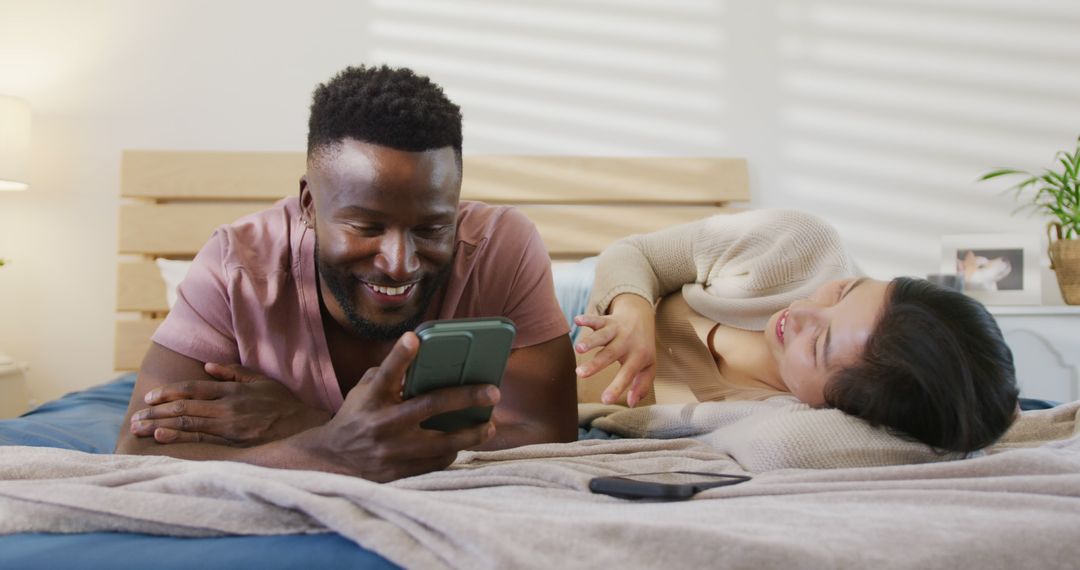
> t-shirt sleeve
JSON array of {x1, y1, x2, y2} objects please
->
[
  {"x1": 150, "y1": 230, "x2": 240, "y2": 364},
  {"x1": 493, "y1": 210, "x2": 571, "y2": 348}
]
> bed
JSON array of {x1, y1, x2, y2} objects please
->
[{"x1": 2, "y1": 152, "x2": 1079, "y2": 569}]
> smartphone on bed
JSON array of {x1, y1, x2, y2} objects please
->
[
  {"x1": 402, "y1": 317, "x2": 516, "y2": 432},
  {"x1": 589, "y1": 471, "x2": 751, "y2": 501}
]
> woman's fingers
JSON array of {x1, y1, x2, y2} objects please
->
[
  {"x1": 625, "y1": 367, "x2": 656, "y2": 408},
  {"x1": 572, "y1": 316, "x2": 618, "y2": 353},
  {"x1": 576, "y1": 342, "x2": 628, "y2": 379},
  {"x1": 601, "y1": 359, "x2": 645, "y2": 405},
  {"x1": 573, "y1": 314, "x2": 606, "y2": 329},
  {"x1": 575, "y1": 310, "x2": 657, "y2": 404}
]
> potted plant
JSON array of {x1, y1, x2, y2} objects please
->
[{"x1": 980, "y1": 135, "x2": 1080, "y2": 304}]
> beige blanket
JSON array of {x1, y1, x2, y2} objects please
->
[{"x1": 2, "y1": 400, "x2": 1079, "y2": 569}]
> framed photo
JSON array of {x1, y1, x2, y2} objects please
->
[{"x1": 940, "y1": 234, "x2": 1041, "y2": 305}]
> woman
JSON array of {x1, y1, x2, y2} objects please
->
[{"x1": 574, "y1": 209, "x2": 1018, "y2": 453}]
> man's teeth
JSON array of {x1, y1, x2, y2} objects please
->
[
  {"x1": 780, "y1": 313, "x2": 787, "y2": 337},
  {"x1": 369, "y1": 283, "x2": 412, "y2": 296}
]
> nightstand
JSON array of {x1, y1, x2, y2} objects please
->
[
  {"x1": 987, "y1": 306, "x2": 1080, "y2": 403},
  {"x1": 0, "y1": 353, "x2": 30, "y2": 418}
]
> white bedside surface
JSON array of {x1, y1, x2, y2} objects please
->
[
  {"x1": 984, "y1": 306, "x2": 1080, "y2": 403},
  {"x1": 987, "y1": 305, "x2": 1080, "y2": 316}
]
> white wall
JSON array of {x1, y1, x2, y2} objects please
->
[{"x1": 1, "y1": 0, "x2": 1079, "y2": 403}]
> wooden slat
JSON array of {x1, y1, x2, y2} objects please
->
[
  {"x1": 117, "y1": 261, "x2": 168, "y2": 312},
  {"x1": 122, "y1": 151, "x2": 303, "y2": 200},
  {"x1": 463, "y1": 156, "x2": 748, "y2": 204},
  {"x1": 115, "y1": 319, "x2": 164, "y2": 371},
  {"x1": 119, "y1": 202, "x2": 274, "y2": 255},
  {"x1": 520, "y1": 205, "x2": 733, "y2": 256},
  {"x1": 120, "y1": 202, "x2": 731, "y2": 258},
  {"x1": 122, "y1": 151, "x2": 749, "y2": 204}
]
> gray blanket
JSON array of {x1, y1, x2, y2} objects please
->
[{"x1": 2, "y1": 399, "x2": 1079, "y2": 569}]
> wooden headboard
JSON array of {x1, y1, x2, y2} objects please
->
[{"x1": 115, "y1": 151, "x2": 750, "y2": 370}]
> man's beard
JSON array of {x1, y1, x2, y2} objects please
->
[{"x1": 315, "y1": 236, "x2": 452, "y2": 341}]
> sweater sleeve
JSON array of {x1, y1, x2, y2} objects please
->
[
  {"x1": 588, "y1": 217, "x2": 705, "y2": 315},
  {"x1": 589, "y1": 209, "x2": 858, "y2": 329}
]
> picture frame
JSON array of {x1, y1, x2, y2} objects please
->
[{"x1": 940, "y1": 233, "x2": 1041, "y2": 305}]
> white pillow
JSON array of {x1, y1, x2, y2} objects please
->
[
  {"x1": 551, "y1": 257, "x2": 597, "y2": 342},
  {"x1": 155, "y1": 258, "x2": 193, "y2": 309}
]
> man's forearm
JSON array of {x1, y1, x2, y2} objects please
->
[
  {"x1": 115, "y1": 429, "x2": 330, "y2": 472},
  {"x1": 473, "y1": 418, "x2": 576, "y2": 451}
]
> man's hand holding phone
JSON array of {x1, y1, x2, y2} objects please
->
[
  {"x1": 403, "y1": 317, "x2": 516, "y2": 432},
  {"x1": 287, "y1": 331, "x2": 501, "y2": 482}
]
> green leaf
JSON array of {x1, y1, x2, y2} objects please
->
[
  {"x1": 1042, "y1": 171, "x2": 1068, "y2": 191},
  {"x1": 1008, "y1": 176, "x2": 1040, "y2": 197},
  {"x1": 1062, "y1": 156, "x2": 1078, "y2": 180},
  {"x1": 981, "y1": 135, "x2": 1080, "y2": 234},
  {"x1": 978, "y1": 168, "x2": 1027, "y2": 181}
]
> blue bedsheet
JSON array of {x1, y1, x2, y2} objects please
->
[
  {"x1": 0, "y1": 532, "x2": 394, "y2": 570},
  {"x1": 0, "y1": 374, "x2": 397, "y2": 569},
  {"x1": 0, "y1": 374, "x2": 135, "y2": 452}
]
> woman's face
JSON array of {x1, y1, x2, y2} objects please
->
[{"x1": 764, "y1": 277, "x2": 890, "y2": 406}]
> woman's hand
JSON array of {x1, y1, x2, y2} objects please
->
[{"x1": 573, "y1": 293, "x2": 656, "y2": 407}]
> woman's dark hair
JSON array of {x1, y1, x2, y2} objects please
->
[
  {"x1": 307, "y1": 65, "x2": 462, "y2": 167},
  {"x1": 825, "y1": 277, "x2": 1018, "y2": 453}
]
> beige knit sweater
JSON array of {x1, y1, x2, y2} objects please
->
[
  {"x1": 590, "y1": 209, "x2": 858, "y2": 328},
  {"x1": 582, "y1": 209, "x2": 859, "y2": 404}
]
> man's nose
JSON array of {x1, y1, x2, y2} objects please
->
[{"x1": 374, "y1": 230, "x2": 420, "y2": 282}]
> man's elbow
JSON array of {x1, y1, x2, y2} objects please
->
[
  {"x1": 114, "y1": 433, "x2": 145, "y2": 455},
  {"x1": 115, "y1": 431, "x2": 167, "y2": 456},
  {"x1": 551, "y1": 414, "x2": 578, "y2": 443},
  {"x1": 526, "y1": 411, "x2": 577, "y2": 445}
]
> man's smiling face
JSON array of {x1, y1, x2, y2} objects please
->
[{"x1": 301, "y1": 138, "x2": 461, "y2": 340}]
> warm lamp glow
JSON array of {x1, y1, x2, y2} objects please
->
[{"x1": 0, "y1": 95, "x2": 32, "y2": 191}]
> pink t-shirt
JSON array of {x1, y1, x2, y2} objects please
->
[{"x1": 152, "y1": 197, "x2": 569, "y2": 413}]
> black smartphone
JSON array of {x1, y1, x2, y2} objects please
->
[
  {"x1": 402, "y1": 317, "x2": 516, "y2": 432},
  {"x1": 588, "y1": 471, "x2": 751, "y2": 500}
]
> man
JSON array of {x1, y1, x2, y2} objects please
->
[{"x1": 115, "y1": 65, "x2": 578, "y2": 481}]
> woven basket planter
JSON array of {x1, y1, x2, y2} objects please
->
[{"x1": 1048, "y1": 222, "x2": 1080, "y2": 305}]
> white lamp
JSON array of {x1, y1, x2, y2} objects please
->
[{"x1": 0, "y1": 95, "x2": 32, "y2": 191}]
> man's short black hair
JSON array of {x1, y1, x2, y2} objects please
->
[{"x1": 307, "y1": 65, "x2": 462, "y2": 164}]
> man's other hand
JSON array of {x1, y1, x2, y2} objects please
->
[{"x1": 128, "y1": 363, "x2": 331, "y2": 446}]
